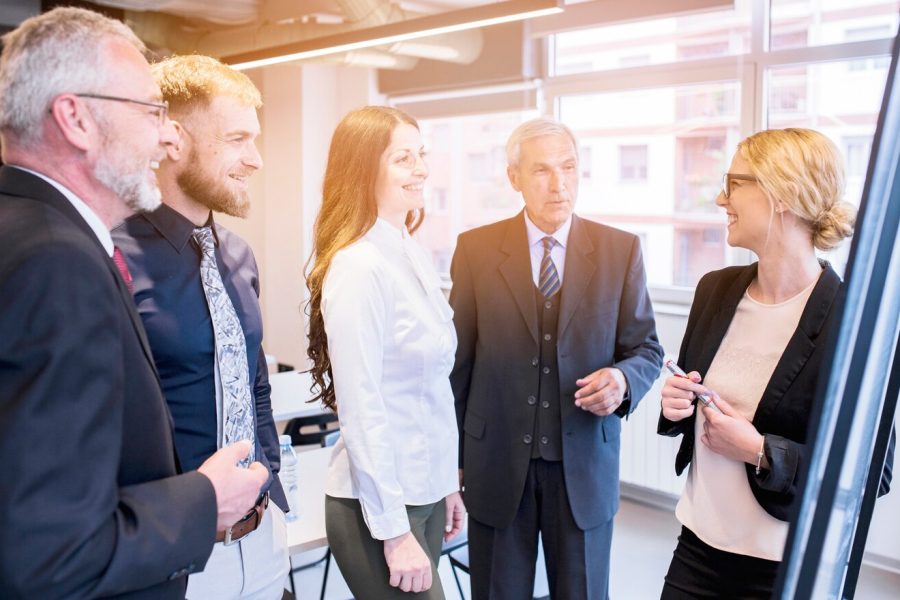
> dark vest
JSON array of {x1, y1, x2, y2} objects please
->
[{"x1": 530, "y1": 285, "x2": 563, "y2": 460}]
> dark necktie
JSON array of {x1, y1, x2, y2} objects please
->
[
  {"x1": 112, "y1": 246, "x2": 134, "y2": 294},
  {"x1": 193, "y1": 226, "x2": 256, "y2": 466},
  {"x1": 539, "y1": 236, "x2": 561, "y2": 298}
]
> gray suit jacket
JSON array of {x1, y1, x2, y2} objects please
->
[{"x1": 450, "y1": 211, "x2": 663, "y2": 530}]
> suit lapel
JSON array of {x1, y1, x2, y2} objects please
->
[
  {"x1": 557, "y1": 215, "x2": 596, "y2": 340},
  {"x1": 498, "y1": 212, "x2": 539, "y2": 344},
  {"x1": 0, "y1": 166, "x2": 160, "y2": 377},
  {"x1": 754, "y1": 265, "x2": 840, "y2": 423}
]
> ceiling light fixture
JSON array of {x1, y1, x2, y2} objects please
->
[{"x1": 225, "y1": 0, "x2": 564, "y2": 71}]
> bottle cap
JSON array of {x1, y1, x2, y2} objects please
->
[{"x1": 279, "y1": 434, "x2": 292, "y2": 447}]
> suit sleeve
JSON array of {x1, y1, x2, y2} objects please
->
[
  {"x1": 0, "y1": 243, "x2": 215, "y2": 599},
  {"x1": 611, "y1": 235, "x2": 664, "y2": 415},
  {"x1": 449, "y1": 236, "x2": 477, "y2": 469},
  {"x1": 657, "y1": 272, "x2": 712, "y2": 437}
]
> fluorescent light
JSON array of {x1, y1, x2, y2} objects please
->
[{"x1": 226, "y1": 0, "x2": 563, "y2": 71}]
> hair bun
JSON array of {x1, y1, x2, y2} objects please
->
[{"x1": 813, "y1": 201, "x2": 856, "y2": 250}]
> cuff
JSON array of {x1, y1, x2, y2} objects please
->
[
  {"x1": 755, "y1": 434, "x2": 799, "y2": 494},
  {"x1": 360, "y1": 503, "x2": 411, "y2": 541}
]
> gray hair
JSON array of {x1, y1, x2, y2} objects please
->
[
  {"x1": 0, "y1": 7, "x2": 146, "y2": 147},
  {"x1": 506, "y1": 117, "x2": 579, "y2": 168}
]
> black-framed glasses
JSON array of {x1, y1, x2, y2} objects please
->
[
  {"x1": 722, "y1": 172, "x2": 758, "y2": 199},
  {"x1": 76, "y1": 93, "x2": 168, "y2": 126}
]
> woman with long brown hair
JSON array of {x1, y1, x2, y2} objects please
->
[{"x1": 306, "y1": 106, "x2": 464, "y2": 598}]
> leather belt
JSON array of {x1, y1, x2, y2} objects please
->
[{"x1": 216, "y1": 492, "x2": 269, "y2": 545}]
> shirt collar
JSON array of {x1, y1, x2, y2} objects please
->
[
  {"x1": 13, "y1": 165, "x2": 114, "y2": 257},
  {"x1": 142, "y1": 202, "x2": 218, "y2": 252},
  {"x1": 523, "y1": 209, "x2": 571, "y2": 250},
  {"x1": 365, "y1": 216, "x2": 410, "y2": 250}
]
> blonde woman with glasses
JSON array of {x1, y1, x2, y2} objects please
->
[{"x1": 657, "y1": 128, "x2": 892, "y2": 598}]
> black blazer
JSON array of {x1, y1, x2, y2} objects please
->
[
  {"x1": 0, "y1": 167, "x2": 217, "y2": 599},
  {"x1": 451, "y1": 212, "x2": 664, "y2": 530},
  {"x1": 658, "y1": 262, "x2": 893, "y2": 521}
]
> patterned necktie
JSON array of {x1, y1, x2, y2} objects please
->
[
  {"x1": 193, "y1": 226, "x2": 255, "y2": 466},
  {"x1": 539, "y1": 236, "x2": 561, "y2": 298},
  {"x1": 112, "y1": 246, "x2": 134, "y2": 294}
]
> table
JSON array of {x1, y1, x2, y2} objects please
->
[
  {"x1": 269, "y1": 370, "x2": 328, "y2": 421},
  {"x1": 285, "y1": 446, "x2": 332, "y2": 553}
]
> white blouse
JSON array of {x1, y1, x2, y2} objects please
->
[
  {"x1": 322, "y1": 218, "x2": 459, "y2": 540},
  {"x1": 676, "y1": 280, "x2": 816, "y2": 561}
]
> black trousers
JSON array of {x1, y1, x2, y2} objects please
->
[
  {"x1": 660, "y1": 526, "x2": 780, "y2": 600},
  {"x1": 468, "y1": 459, "x2": 613, "y2": 600}
]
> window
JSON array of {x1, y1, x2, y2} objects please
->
[
  {"x1": 770, "y1": 0, "x2": 900, "y2": 50},
  {"x1": 415, "y1": 110, "x2": 539, "y2": 269},
  {"x1": 557, "y1": 82, "x2": 740, "y2": 287},
  {"x1": 619, "y1": 145, "x2": 648, "y2": 182},
  {"x1": 844, "y1": 136, "x2": 872, "y2": 179},
  {"x1": 551, "y1": 1, "x2": 750, "y2": 76}
]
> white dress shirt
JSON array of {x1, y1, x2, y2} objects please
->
[
  {"x1": 322, "y1": 218, "x2": 459, "y2": 540},
  {"x1": 524, "y1": 210, "x2": 572, "y2": 287},
  {"x1": 12, "y1": 165, "x2": 113, "y2": 256}
]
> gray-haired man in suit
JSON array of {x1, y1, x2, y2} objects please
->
[{"x1": 450, "y1": 117, "x2": 664, "y2": 599}]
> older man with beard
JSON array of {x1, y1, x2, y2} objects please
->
[
  {"x1": 113, "y1": 55, "x2": 289, "y2": 599},
  {"x1": 0, "y1": 9, "x2": 269, "y2": 599}
]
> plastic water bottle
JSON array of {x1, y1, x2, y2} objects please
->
[{"x1": 279, "y1": 435, "x2": 299, "y2": 522}]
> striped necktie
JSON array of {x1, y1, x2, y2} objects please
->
[
  {"x1": 193, "y1": 226, "x2": 255, "y2": 466},
  {"x1": 539, "y1": 236, "x2": 561, "y2": 298}
]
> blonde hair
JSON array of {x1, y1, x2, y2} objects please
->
[
  {"x1": 738, "y1": 128, "x2": 855, "y2": 250},
  {"x1": 151, "y1": 54, "x2": 261, "y2": 119},
  {"x1": 306, "y1": 106, "x2": 423, "y2": 411}
]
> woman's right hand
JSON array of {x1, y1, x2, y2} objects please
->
[
  {"x1": 661, "y1": 372, "x2": 705, "y2": 422},
  {"x1": 383, "y1": 531, "x2": 433, "y2": 593}
]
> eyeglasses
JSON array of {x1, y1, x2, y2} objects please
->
[
  {"x1": 722, "y1": 173, "x2": 758, "y2": 199},
  {"x1": 76, "y1": 93, "x2": 168, "y2": 126}
]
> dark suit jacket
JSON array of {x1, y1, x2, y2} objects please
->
[
  {"x1": 113, "y1": 204, "x2": 287, "y2": 511},
  {"x1": 658, "y1": 262, "x2": 893, "y2": 521},
  {"x1": 0, "y1": 167, "x2": 217, "y2": 599},
  {"x1": 450, "y1": 211, "x2": 664, "y2": 530}
]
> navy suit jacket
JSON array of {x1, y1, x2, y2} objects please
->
[
  {"x1": 113, "y1": 203, "x2": 287, "y2": 511},
  {"x1": 450, "y1": 212, "x2": 664, "y2": 530},
  {"x1": 0, "y1": 166, "x2": 217, "y2": 599}
]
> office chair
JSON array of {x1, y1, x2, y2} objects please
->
[{"x1": 283, "y1": 412, "x2": 339, "y2": 447}]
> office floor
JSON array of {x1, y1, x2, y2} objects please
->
[{"x1": 288, "y1": 498, "x2": 900, "y2": 599}]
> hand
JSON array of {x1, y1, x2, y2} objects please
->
[
  {"x1": 701, "y1": 393, "x2": 766, "y2": 466},
  {"x1": 197, "y1": 440, "x2": 268, "y2": 531},
  {"x1": 383, "y1": 532, "x2": 433, "y2": 593},
  {"x1": 661, "y1": 372, "x2": 705, "y2": 422},
  {"x1": 443, "y1": 491, "x2": 466, "y2": 542},
  {"x1": 574, "y1": 367, "x2": 627, "y2": 416}
]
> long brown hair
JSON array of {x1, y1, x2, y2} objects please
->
[{"x1": 306, "y1": 106, "x2": 424, "y2": 411}]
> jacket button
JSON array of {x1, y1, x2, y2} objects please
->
[
  {"x1": 531, "y1": 357, "x2": 539, "y2": 367},
  {"x1": 540, "y1": 436, "x2": 549, "y2": 444},
  {"x1": 543, "y1": 333, "x2": 551, "y2": 341},
  {"x1": 523, "y1": 434, "x2": 533, "y2": 444},
  {"x1": 542, "y1": 366, "x2": 550, "y2": 374},
  {"x1": 545, "y1": 301, "x2": 552, "y2": 309},
  {"x1": 542, "y1": 400, "x2": 550, "y2": 409},
  {"x1": 527, "y1": 395, "x2": 536, "y2": 405}
]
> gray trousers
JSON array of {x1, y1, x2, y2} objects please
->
[{"x1": 325, "y1": 495, "x2": 446, "y2": 600}]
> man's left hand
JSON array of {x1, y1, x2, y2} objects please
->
[{"x1": 574, "y1": 368, "x2": 627, "y2": 416}]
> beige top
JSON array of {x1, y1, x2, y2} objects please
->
[{"x1": 676, "y1": 278, "x2": 816, "y2": 561}]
